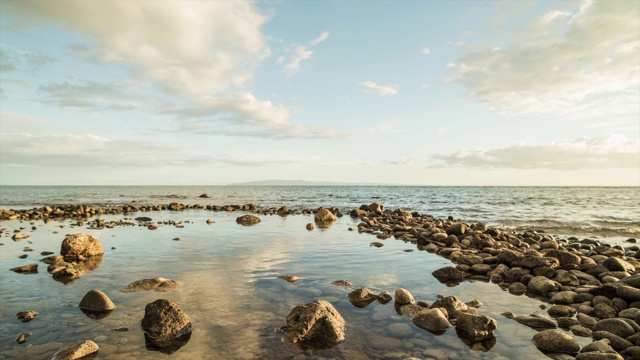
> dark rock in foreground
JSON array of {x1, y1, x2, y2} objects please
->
[
  {"x1": 532, "y1": 329, "x2": 581, "y2": 354},
  {"x1": 60, "y1": 233, "x2": 104, "y2": 262},
  {"x1": 141, "y1": 299, "x2": 192, "y2": 354},
  {"x1": 52, "y1": 340, "x2": 99, "y2": 360},
  {"x1": 283, "y1": 300, "x2": 345, "y2": 350}
]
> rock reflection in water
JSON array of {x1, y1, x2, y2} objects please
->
[
  {"x1": 79, "y1": 308, "x2": 113, "y2": 320},
  {"x1": 455, "y1": 327, "x2": 497, "y2": 351},
  {"x1": 50, "y1": 254, "x2": 103, "y2": 285},
  {"x1": 144, "y1": 331, "x2": 192, "y2": 355}
]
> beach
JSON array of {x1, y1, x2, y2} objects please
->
[{"x1": 1, "y1": 186, "x2": 639, "y2": 359}]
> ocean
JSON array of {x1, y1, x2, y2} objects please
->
[{"x1": 0, "y1": 186, "x2": 639, "y2": 359}]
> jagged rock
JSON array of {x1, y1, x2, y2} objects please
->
[
  {"x1": 52, "y1": 340, "x2": 99, "y2": 360},
  {"x1": 456, "y1": 312, "x2": 497, "y2": 341},
  {"x1": 432, "y1": 266, "x2": 465, "y2": 284},
  {"x1": 394, "y1": 288, "x2": 415, "y2": 305},
  {"x1": 430, "y1": 296, "x2": 468, "y2": 319},
  {"x1": 348, "y1": 288, "x2": 378, "y2": 308},
  {"x1": 121, "y1": 277, "x2": 180, "y2": 293},
  {"x1": 532, "y1": 330, "x2": 581, "y2": 354},
  {"x1": 141, "y1": 299, "x2": 192, "y2": 353},
  {"x1": 235, "y1": 215, "x2": 261, "y2": 226},
  {"x1": 60, "y1": 234, "x2": 104, "y2": 262},
  {"x1": 412, "y1": 308, "x2": 451, "y2": 333},
  {"x1": 283, "y1": 300, "x2": 345, "y2": 350}
]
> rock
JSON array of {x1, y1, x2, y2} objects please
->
[
  {"x1": 12, "y1": 233, "x2": 30, "y2": 241},
  {"x1": 593, "y1": 303, "x2": 617, "y2": 319},
  {"x1": 446, "y1": 223, "x2": 468, "y2": 236},
  {"x1": 278, "y1": 275, "x2": 299, "y2": 283},
  {"x1": 306, "y1": 223, "x2": 314, "y2": 231},
  {"x1": 314, "y1": 208, "x2": 337, "y2": 224},
  {"x1": 15, "y1": 332, "x2": 31, "y2": 344},
  {"x1": 602, "y1": 257, "x2": 635, "y2": 273},
  {"x1": 283, "y1": 300, "x2": 345, "y2": 350},
  {"x1": 552, "y1": 291, "x2": 578, "y2": 305},
  {"x1": 368, "y1": 203, "x2": 383, "y2": 213},
  {"x1": 121, "y1": 277, "x2": 180, "y2": 293},
  {"x1": 575, "y1": 352, "x2": 623, "y2": 360},
  {"x1": 370, "y1": 242, "x2": 384, "y2": 248},
  {"x1": 134, "y1": 217, "x2": 152, "y2": 222},
  {"x1": 199, "y1": 193, "x2": 209, "y2": 198},
  {"x1": 52, "y1": 340, "x2": 99, "y2": 360},
  {"x1": 412, "y1": 308, "x2": 451, "y2": 333},
  {"x1": 548, "y1": 305, "x2": 577, "y2": 318},
  {"x1": 394, "y1": 288, "x2": 415, "y2": 305},
  {"x1": 515, "y1": 315, "x2": 557, "y2": 329},
  {"x1": 141, "y1": 299, "x2": 192, "y2": 353},
  {"x1": 528, "y1": 276, "x2": 562, "y2": 296},
  {"x1": 348, "y1": 288, "x2": 379, "y2": 308},
  {"x1": 16, "y1": 311, "x2": 38, "y2": 323},
  {"x1": 592, "y1": 331, "x2": 634, "y2": 352},
  {"x1": 532, "y1": 330, "x2": 581, "y2": 354},
  {"x1": 79, "y1": 290, "x2": 116, "y2": 311},
  {"x1": 331, "y1": 280, "x2": 352, "y2": 287},
  {"x1": 616, "y1": 285, "x2": 640, "y2": 302},
  {"x1": 206, "y1": 219, "x2": 214, "y2": 224},
  {"x1": 430, "y1": 296, "x2": 468, "y2": 319},
  {"x1": 592, "y1": 319, "x2": 635, "y2": 338},
  {"x1": 10, "y1": 264, "x2": 38, "y2": 274},
  {"x1": 432, "y1": 266, "x2": 465, "y2": 284},
  {"x1": 581, "y1": 338, "x2": 616, "y2": 353},
  {"x1": 508, "y1": 282, "x2": 528, "y2": 295},
  {"x1": 235, "y1": 215, "x2": 261, "y2": 226},
  {"x1": 570, "y1": 325, "x2": 593, "y2": 337},
  {"x1": 455, "y1": 312, "x2": 497, "y2": 341},
  {"x1": 378, "y1": 291, "x2": 392, "y2": 304},
  {"x1": 60, "y1": 234, "x2": 104, "y2": 261}
]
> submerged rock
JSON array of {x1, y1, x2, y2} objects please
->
[
  {"x1": 52, "y1": 340, "x2": 99, "y2": 360},
  {"x1": 278, "y1": 275, "x2": 300, "y2": 283},
  {"x1": 120, "y1": 277, "x2": 180, "y2": 293},
  {"x1": 331, "y1": 280, "x2": 352, "y2": 287},
  {"x1": 455, "y1": 313, "x2": 497, "y2": 341},
  {"x1": 236, "y1": 214, "x2": 261, "y2": 226},
  {"x1": 15, "y1": 332, "x2": 31, "y2": 344},
  {"x1": 10, "y1": 264, "x2": 38, "y2": 274},
  {"x1": 347, "y1": 288, "x2": 378, "y2": 308},
  {"x1": 412, "y1": 308, "x2": 451, "y2": 334},
  {"x1": 432, "y1": 266, "x2": 465, "y2": 284},
  {"x1": 16, "y1": 311, "x2": 38, "y2": 323},
  {"x1": 283, "y1": 300, "x2": 345, "y2": 350},
  {"x1": 141, "y1": 299, "x2": 192, "y2": 354}
]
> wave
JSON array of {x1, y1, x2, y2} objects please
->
[{"x1": 496, "y1": 218, "x2": 640, "y2": 238}]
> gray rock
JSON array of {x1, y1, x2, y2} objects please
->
[
  {"x1": 616, "y1": 285, "x2": 640, "y2": 302},
  {"x1": 455, "y1": 312, "x2": 497, "y2": 340},
  {"x1": 60, "y1": 234, "x2": 104, "y2": 262},
  {"x1": 432, "y1": 266, "x2": 465, "y2": 283},
  {"x1": 52, "y1": 340, "x2": 99, "y2": 360},
  {"x1": 532, "y1": 330, "x2": 581, "y2": 354},
  {"x1": 283, "y1": 300, "x2": 345, "y2": 350}
]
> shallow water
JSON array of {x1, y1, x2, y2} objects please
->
[{"x1": 0, "y1": 211, "x2": 596, "y2": 359}]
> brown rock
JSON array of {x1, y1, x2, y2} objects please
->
[
  {"x1": 52, "y1": 340, "x2": 99, "y2": 360},
  {"x1": 283, "y1": 300, "x2": 345, "y2": 350},
  {"x1": 60, "y1": 234, "x2": 104, "y2": 262},
  {"x1": 79, "y1": 290, "x2": 116, "y2": 311},
  {"x1": 141, "y1": 299, "x2": 192, "y2": 352},
  {"x1": 120, "y1": 277, "x2": 180, "y2": 293},
  {"x1": 16, "y1": 311, "x2": 38, "y2": 323},
  {"x1": 235, "y1": 214, "x2": 261, "y2": 226}
]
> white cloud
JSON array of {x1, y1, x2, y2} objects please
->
[
  {"x1": 431, "y1": 134, "x2": 640, "y2": 170},
  {"x1": 4, "y1": 1, "x2": 270, "y2": 96},
  {"x1": 39, "y1": 81, "x2": 155, "y2": 110},
  {"x1": 450, "y1": 0, "x2": 640, "y2": 120},
  {"x1": 422, "y1": 47, "x2": 431, "y2": 55},
  {"x1": 360, "y1": 81, "x2": 398, "y2": 95},
  {"x1": 282, "y1": 31, "x2": 330, "y2": 75}
]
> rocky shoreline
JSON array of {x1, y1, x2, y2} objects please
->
[{"x1": 3, "y1": 201, "x2": 640, "y2": 359}]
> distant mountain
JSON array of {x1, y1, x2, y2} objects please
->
[{"x1": 228, "y1": 179, "x2": 393, "y2": 186}]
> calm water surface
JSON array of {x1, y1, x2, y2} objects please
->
[{"x1": 0, "y1": 210, "x2": 593, "y2": 360}]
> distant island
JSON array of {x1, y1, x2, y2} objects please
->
[{"x1": 228, "y1": 180, "x2": 394, "y2": 186}]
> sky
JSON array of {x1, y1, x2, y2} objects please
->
[{"x1": 0, "y1": 0, "x2": 638, "y2": 186}]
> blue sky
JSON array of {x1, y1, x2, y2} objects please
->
[{"x1": 0, "y1": 0, "x2": 638, "y2": 185}]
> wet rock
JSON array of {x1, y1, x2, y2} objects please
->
[
  {"x1": 616, "y1": 285, "x2": 640, "y2": 302},
  {"x1": 141, "y1": 299, "x2": 192, "y2": 354},
  {"x1": 430, "y1": 296, "x2": 468, "y2": 319},
  {"x1": 10, "y1": 264, "x2": 38, "y2": 274},
  {"x1": 278, "y1": 275, "x2": 300, "y2": 283},
  {"x1": 593, "y1": 319, "x2": 635, "y2": 339},
  {"x1": 113, "y1": 326, "x2": 130, "y2": 332},
  {"x1": 348, "y1": 288, "x2": 379, "y2": 308},
  {"x1": 394, "y1": 288, "x2": 415, "y2": 305},
  {"x1": 508, "y1": 282, "x2": 528, "y2": 295},
  {"x1": 12, "y1": 233, "x2": 30, "y2": 241},
  {"x1": 79, "y1": 289, "x2": 116, "y2": 312},
  {"x1": 314, "y1": 208, "x2": 337, "y2": 225},
  {"x1": 134, "y1": 217, "x2": 152, "y2": 222},
  {"x1": 548, "y1": 305, "x2": 577, "y2": 318},
  {"x1": 552, "y1": 291, "x2": 578, "y2": 305},
  {"x1": 412, "y1": 308, "x2": 451, "y2": 333},
  {"x1": 283, "y1": 300, "x2": 345, "y2": 350},
  {"x1": 446, "y1": 223, "x2": 468, "y2": 236},
  {"x1": 120, "y1": 277, "x2": 180, "y2": 293},
  {"x1": 528, "y1": 276, "x2": 562, "y2": 297},
  {"x1": 575, "y1": 352, "x2": 623, "y2": 360},
  {"x1": 16, "y1": 311, "x2": 38, "y2": 323},
  {"x1": 580, "y1": 338, "x2": 616, "y2": 353},
  {"x1": 331, "y1": 280, "x2": 352, "y2": 287},
  {"x1": 370, "y1": 241, "x2": 384, "y2": 248},
  {"x1": 60, "y1": 234, "x2": 104, "y2": 262},
  {"x1": 432, "y1": 266, "x2": 465, "y2": 284},
  {"x1": 593, "y1": 303, "x2": 617, "y2": 319},
  {"x1": 570, "y1": 325, "x2": 592, "y2": 337},
  {"x1": 515, "y1": 315, "x2": 557, "y2": 329},
  {"x1": 455, "y1": 312, "x2": 497, "y2": 341},
  {"x1": 15, "y1": 332, "x2": 31, "y2": 344},
  {"x1": 532, "y1": 330, "x2": 581, "y2": 354},
  {"x1": 378, "y1": 291, "x2": 392, "y2": 304},
  {"x1": 198, "y1": 193, "x2": 209, "y2": 198},
  {"x1": 306, "y1": 223, "x2": 314, "y2": 231},
  {"x1": 52, "y1": 340, "x2": 99, "y2": 360},
  {"x1": 602, "y1": 257, "x2": 635, "y2": 273},
  {"x1": 235, "y1": 215, "x2": 261, "y2": 226},
  {"x1": 592, "y1": 331, "x2": 634, "y2": 352},
  {"x1": 206, "y1": 219, "x2": 214, "y2": 224}
]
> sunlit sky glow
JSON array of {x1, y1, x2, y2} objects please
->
[{"x1": 0, "y1": 0, "x2": 638, "y2": 185}]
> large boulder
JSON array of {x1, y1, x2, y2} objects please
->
[
  {"x1": 141, "y1": 299, "x2": 192, "y2": 353},
  {"x1": 455, "y1": 312, "x2": 497, "y2": 341},
  {"x1": 120, "y1": 277, "x2": 180, "y2": 293},
  {"x1": 430, "y1": 296, "x2": 468, "y2": 319},
  {"x1": 314, "y1": 208, "x2": 337, "y2": 224},
  {"x1": 235, "y1": 215, "x2": 261, "y2": 226},
  {"x1": 60, "y1": 234, "x2": 104, "y2": 262},
  {"x1": 412, "y1": 308, "x2": 451, "y2": 333},
  {"x1": 52, "y1": 340, "x2": 99, "y2": 360},
  {"x1": 283, "y1": 300, "x2": 345, "y2": 350},
  {"x1": 532, "y1": 330, "x2": 581, "y2": 354}
]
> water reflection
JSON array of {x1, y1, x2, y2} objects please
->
[
  {"x1": 79, "y1": 308, "x2": 113, "y2": 320},
  {"x1": 144, "y1": 332, "x2": 192, "y2": 355}
]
